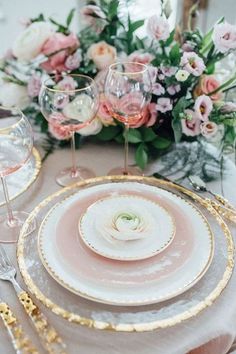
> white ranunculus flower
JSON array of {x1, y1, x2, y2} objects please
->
[
  {"x1": 0, "y1": 83, "x2": 30, "y2": 109},
  {"x1": 175, "y1": 69, "x2": 190, "y2": 82},
  {"x1": 12, "y1": 22, "x2": 53, "y2": 61},
  {"x1": 79, "y1": 118, "x2": 102, "y2": 136}
]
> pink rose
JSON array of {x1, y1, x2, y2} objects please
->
[
  {"x1": 27, "y1": 74, "x2": 42, "y2": 98},
  {"x1": 56, "y1": 76, "x2": 78, "y2": 91},
  {"x1": 81, "y1": 5, "x2": 107, "y2": 34},
  {"x1": 146, "y1": 15, "x2": 170, "y2": 41},
  {"x1": 180, "y1": 52, "x2": 206, "y2": 76},
  {"x1": 48, "y1": 122, "x2": 71, "y2": 140},
  {"x1": 181, "y1": 109, "x2": 201, "y2": 137},
  {"x1": 128, "y1": 51, "x2": 154, "y2": 66},
  {"x1": 156, "y1": 97, "x2": 173, "y2": 113},
  {"x1": 41, "y1": 33, "x2": 79, "y2": 72},
  {"x1": 213, "y1": 22, "x2": 236, "y2": 53},
  {"x1": 97, "y1": 94, "x2": 115, "y2": 126},
  {"x1": 200, "y1": 121, "x2": 218, "y2": 138},
  {"x1": 195, "y1": 75, "x2": 222, "y2": 101},
  {"x1": 87, "y1": 41, "x2": 117, "y2": 70},
  {"x1": 194, "y1": 94, "x2": 213, "y2": 121},
  {"x1": 129, "y1": 103, "x2": 158, "y2": 128}
]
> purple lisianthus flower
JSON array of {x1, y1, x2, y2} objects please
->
[
  {"x1": 156, "y1": 97, "x2": 173, "y2": 113},
  {"x1": 181, "y1": 109, "x2": 201, "y2": 137},
  {"x1": 180, "y1": 52, "x2": 206, "y2": 76},
  {"x1": 194, "y1": 95, "x2": 213, "y2": 121},
  {"x1": 160, "y1": 65, "x2": 177, "y2": 77},
  {"x1": 213, "y1": 22, "x2": 236, "y2": 53},
  {"x1": 167, "y1": 84, "x2": 181, "y2": 95},
  {"x1": 152, "y1": 83, "x2": 165, "y2": 96}
]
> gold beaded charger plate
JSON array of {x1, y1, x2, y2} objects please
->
[
  {"x1": 17, "y1": 176, "x2": 234, "y2": 332},
  {"x1": 0, "y1": 148, "x2": 41, "y2": 207}
]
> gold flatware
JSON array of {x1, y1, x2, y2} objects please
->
[
  {"x1": 153, "y1": 173, "x2": 236, "y2": 224},
  {"x1": 0, "y1": 297, "x2": 38, "y2": 354},
  {"x1": 0, "y1": 245, "x2": 67, "y2": 354}
]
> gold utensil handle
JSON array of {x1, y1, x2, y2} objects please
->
[
  {"x1": 0, "y1": 301, "x2": 38, "y2": 354},
  {"x1": 214, "y1": 193, "x2": 236, "y2": 212},
  {"x1": 210, "y1": 200, "x2": 236, "y2": 223},
  {"x1": 18, "y1": 291, "x2": 67, "y2": 354}
]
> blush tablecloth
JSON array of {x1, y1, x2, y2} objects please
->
[{"x1": 0, "y1": 142, "x2": 236, "y2": 354}]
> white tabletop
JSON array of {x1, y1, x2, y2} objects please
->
[{"x1": 0, "y1": 142, "x2": 236, "y2": 354}]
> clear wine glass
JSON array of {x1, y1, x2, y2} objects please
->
[
  {"x1": 0, "y1": 106, "x2": 36, "y2": 243},
  {"x1": 104, "y1": 62, "x2": 152, "y2": 175},
  {"x1": 39, "y1": 74, "x2": 99, "y2": 187}
]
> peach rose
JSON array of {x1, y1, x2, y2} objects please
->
[
  {"x1": 194, "y1": 75, "x2": 222, "y2": 101},
  {"x1": 87, "y1": 41, "x2": 117, "y2": 70},
  {"x1": 97, "y1": 95, "x2": 115, "y2": 126},
  {"x1": 130, "y1": 103, "x2": 158, "y2": 128},
  {"x1": 41, "y1": 33, "x2": 79, "y2": 72}
]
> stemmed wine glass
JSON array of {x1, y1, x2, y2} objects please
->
[
  {"x1": 39, "y1": 74, "x2": 99, "y2": 187},
  {"x1": 0, "y1": 106, "x2": 36, "y2": 243},
  {"x1": 104, "y1": 62, "x2": 152, "y2": 175}
]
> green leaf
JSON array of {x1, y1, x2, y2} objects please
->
[
  {"x1": 96, "y1": 126, "x2": 120, "y2": 141},
  {"x1": 205, "y1": 62, "x2": 215, "y2": 74},
  {"x1": 129, "y1": 20, "x2": 145, "y2": 34},
  {"x1": 172, "y1": 97, "x2": 192, "y2": 121},
  {"x1": 135, "y1": 143, "x2": 148, "y2": 169},
  {"x1": 108, "y1": 0, "x2": 119, "y2": 20},
  {"x1": 152, "y1": 136, "x2": 172, "y2": 149},
  {"x1": 135, "y1": 36, "x2": 145, "y2": 50},
  {"x1": 66, "y1": 8, "x2": 75, "y2": 27},
  {"x1": 127, "y1": 129, "x2": 142, "y2": 143},
  {"x1": 165, "y1": 29, "x2": 175, "y2": 46},
  {"x1": 171, "y1": 118, "x2": 182, "y2": 143},
  {"x1": 140, "y1": 127, "x2": 157, "y2": 142},
  {"x1": 169, "y1": 43, "x2": 180, "y2": 65}
]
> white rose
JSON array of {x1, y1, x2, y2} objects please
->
[
  {"x1": 63, "y1": 94, "x2": 94, "y2": 122},
  {"x1": 12, "y1": 22, "x2": 53, "y2": 61},
  {"x1": 79, "y1": 118, "x2": 102, "y2": 136},
  {"x1": 0, "y1": 83, "x2": 30, "y2": 109},
  {"x1": 87, "y1": 41, "x2": 117, "y2": 70}
]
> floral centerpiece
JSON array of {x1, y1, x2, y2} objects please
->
[{"x1": 0, "y1": 0, "x2": 236, "y2": 169}]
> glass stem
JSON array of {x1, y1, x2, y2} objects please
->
[
  {"x1": 124, "y1": 123, "x2": 129, "y2": 175},
  {"x1": 70, "y1": 132, "x2": 78, "y2": 178},
  {"x1": 1, "y1": 176, "x2": 14, "y2": 224}
]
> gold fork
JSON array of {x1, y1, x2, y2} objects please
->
[{"x1": 0, "y1": 245, "x2": 67, "y2": 354}]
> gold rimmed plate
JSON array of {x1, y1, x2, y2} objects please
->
[
  {"x1": 0, "y1": 148, "x2": 41, "y2": 207},
  {"x1": 17, "y1": 176, "x2": 234, "y2": 331},
  {"x1": 37, "y1": 180, "x2": 213, "y2": 306},
  {"x1": 78, "y1": 195, "x2": 176, "y2": 261}
]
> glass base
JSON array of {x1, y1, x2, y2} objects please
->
[
  {"x1": 0, "y1": 211, "x2": 36, "y2": 243},
  {"x1": 108, "y1": 166, "x2": 143, "y2": 176},
  {"x1": 56, "y1": 166, "x2": 96, "y2": 187}
]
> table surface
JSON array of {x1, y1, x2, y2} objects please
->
[{"x1": 0, "y1": 142, "x2": 236, "y2": 354}]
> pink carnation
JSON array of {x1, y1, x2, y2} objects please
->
[
  {"x1": 41, "y1": 33, "x2": 79, "y2": 72},
  {"x1": 160, "y1": 65, "x2": 177, "y2": 77},
  {"x1": 181, "y1": 109, "x2": 201, "y2": 136},
  {"x1": 56, "y1": 76, "x2": 78, "y2": 91},
  {"x1": 152, "y1": 83, "x2": 165, "y2": 96},
  {"x1": 213, "y1": 22, "x2": 236, "y2": 53},
  {"x1": 180, "y1": 52, "x2": 206, "y2": 76},
  {"x1": 194, "y1": 95, "x2": 213, "y2": 121},
  {"x1": 128, "y1": 51, "x2": 154, "y2": 66},
  {"x1": 65, "y1": 50, "x2": 82, "y2": 70}
]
